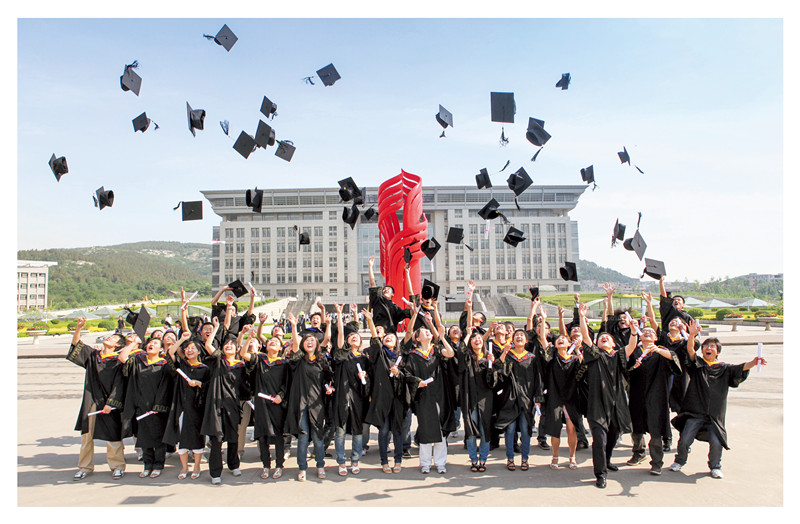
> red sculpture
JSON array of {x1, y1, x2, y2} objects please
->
[{"x1": 377, "y1": 170, "x2": 428, "y2": 310}]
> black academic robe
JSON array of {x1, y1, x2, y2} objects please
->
[
  {"x1": 459, "y1": 310, "x2": 487, "y2": 336},
  {"x1": 580, "y1": 342, "x2": 632, "y2": 433},
  {"x1": 657, "y1": 330, "x2": 694, "y2": 413},
  {"x1": 364, "y1": 339, "x2": 407, "y2": 433},
  {"x1": 284, "y1": 352, "x2": 333, "y2": 438},
  {"x1": 411, "y1": 301, "x2": 436, "y2": 332},
  {"x1": 400, "y1": 340, "x2": 456, "y2": 444},
  {"x1": 331, "y1": 344, "x2": 371, "y2": 433},
  {"x1": 605, "y1": 315, "x2": 631, "y2": 355},
  {"x1": 66, "y1": 341, "x2": 125, "y2": 442},
  {"x1": 671, "y1": 358, "x2": 749, "y2": 449},
  {"x1": 495, "y1": 348, "x2": 542, "y2": 435},
  {"x1": 121, "y1": 352, "x2": 174, "y2": 447},
  {"x1": 247, "y1": 354, "x2": 290, "y2": 440},
  {"x1": 300, "y1": 324, "x2": 327, "y2": 345},
  {"x1": 566, "y1": 306, "x2": 595, "y2": 344},
  {"x1": 541, "y1": 347, "x2": 582, "y2": 438},
  {"x1": 163, "y1": 354, "x2": 211, "y2": 449},
  {"x1": 368, "y1": 286, "x2": 411, "y2": 332},
  {"x1": 627, "y1": 345, "x2": 681, "y2": 438},
  {"x1": 200, "y1": 350, "x2": 248, "y2": 442},
  {"x1": 211, "y1": 303, "x2": 256, "y2": 347},
  {"x1": 659, "y1": 295, "x2": 694, "y2": 332},
  {"x1": 456, "y1": 348, "x2": 500, "y2": 439}
]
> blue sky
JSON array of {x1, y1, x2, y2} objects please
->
[{"x1": 11, "y1": 12, "x2": 787, "y2": 283}]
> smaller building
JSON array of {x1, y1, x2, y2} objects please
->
[{"x1": 17, "y1": 260, "x2": 57, "y2": 312}]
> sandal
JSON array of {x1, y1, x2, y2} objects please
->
[
  {"x1": 338, "y1": 465, "x2": 348, "y2": 476},
  {"x1": 569, "y1": 457, "x2": 578, "y2": 470},
  {"x1": 190, "y1": 471, "x2": 201, "y2": 480},
  {"x1": 550, "y1": 457, "x2": 560, "y2": 470},
  {"x1": 506, "y1": 459, "x2": 516, "y2": 471},
  {"x1": 149, "y1": 470, "x2": 162, "y2": 478},
  {"x1": 520, "y1": 460, "x2": 529, "y2": 471},
  {"x1": 470, "y1": 462, "x2": 479, "y2": 472},
  {"x1": 139, "y1": 470, "x2": 151, "y2": 478},
  {"x1": 392, "y1": 463, "x2": 402, "y2": 473},
  {"x1": 272, "y1": 468, "x2": 283, "y2": 479},
  {"x1": 383, "y1": 464, "x2": 392, "y2": 474},
  {"x1": 261, "y1": 468, "x2": 270, "y2": 479},
  {"x1": 351, "y1": 462, "x2": 360, "y2": 475},
  {"x1": 178, "y1": 471, "x2": 188, "y2": 480},
  {"x1": 478, "y1": 462, "x2": 486, "y2": 472}
]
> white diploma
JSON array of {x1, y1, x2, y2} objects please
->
[
  {"x1": 567, "y1": 342, "x2": 577, "y2": 355},
  {"x1": 258, "y1": 392, "x2": 277, "y2": 402},
  {"x1": 496, "y1": 389, "x2": 503, "y2": 395},
  {"x1": 181, "y1": 291, "x2": 198, "y2": 310},
  {"x1": 247, "y1": 400, "x2": 255, "y2": 410},
  {"x1": 356, "y1": 362, "x2": 367, "y2": 385},
  {"x1": 757, "y1": 342, "x2": 763, "y2": 372},
  {"x1": 176, "y1": 368, "x2": 194, "y2": 384},
  {"x1": 401, "y1": 297, "x2": 413, "y2": 306},
  {"x1": 625, "y1": 312, "x2": 642, "y2": 336},
  {"x1": 88, "y1": 407, "x2": 116, "y2": 417},
  {"x1": 420, "y1": 377, "x2": 434, "y2": 385},
  {"x1": 136, "y1": 410, "x2": 156, "y2": 421}
]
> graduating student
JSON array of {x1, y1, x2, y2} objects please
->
[
  {"x1": 367, "y1": 256, "x2": 412, "y2": 333},
  {"x1": 459, "y1": 280, "x2": 487, "y2": 336},
  {"x1": 362, "y1": 309, "x2": 408, "y2": 473},
  {"x1": 163, "y1": 332, "x2": 210, "y2": 480},
  {"x1": 239, "y1": 330, "x2": 291, "y2": 480},
  {"x1": 577, "y1": 303, "x2": 637, "y2": 489},
  {"x1": 284, "y1": 317, "x2": 335, "y2": 481},
  {"x1": 668, "y1": 320, "x2": 765, "y2": 479},
  {"x1": 235, "y1": 327, "x2": 260, "y2": 462},
  {"x1": 599, "y1": 283, "x2": 635, "y2": 352},
  {"x1": 659, "y1": 275, "x2": 694, "y2": 330},
  {"x1": 67, "y1": 317, "x2": 135, "y2": 481},
  {"x1": 525, "y1": 296, "x2": 555, "y2": 449},
  {"x1": 200, "y1": 317, "x2": 249, "y2": 485},
  {"x1": 300, "y1": 299, "x2": 330, "y2": 346},
  {"x1": 399, "y1": 303, "x2": 457, "y2": 474},
  {"x1": 119, "y1": 334, "x2": 175, "y2": 478},
  {"x1": 482, "y1": 320, "x2": 512, "y2": 450}
]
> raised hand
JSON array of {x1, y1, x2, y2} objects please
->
[
  {"x1": 76, "y1": 317, "x2": 87, "y2": 329},
  {"x1": 361, "y1": 308, "x2": 373, "y2": 320},
  {"x1": 259, "y1": 312, "x2": 268, "y2": 323},
  {"x1": 368, "y1": 256, "x2": 375, "y2": 267},
  {"x1": 226, "y1": 295, "x2": 235, "y2": 306},
  {"x1": 641, "y1": 291, "x2": 652, "y2": 304},
  {"x1": 578, "y1": 303, "x2": 588, "y2": 317}
]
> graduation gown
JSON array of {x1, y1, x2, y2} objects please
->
[
  {"x1": 368, "y1": 286, "x2": 411, "y2": 332},
  {"x1": 657, "y1": 330, "x2": 694, "y2": 413},
  {"x1": 580, "y1": 342, "x2": 632, "y2": 433},
  {"x1": 494, "y1": 348, "x2": 542, "y2": 435},
  {"x1": 659, "y1": 295, "x2": 694, "y2": 332},
  {"x1": 456, "y1": 348, "x2": 500, "y2": 439},
  {"x1": 400, "y1": 340, "x2": 456, "y2": 444},
  {"x1": 66, "y1": 341, "x2": 125, "y2": 442},
  {"x1": 671, "y1": 358, "x2": 749, "y2": 449},
  {"x1": 364, "y1": 339, "x2": 407, "y2": 433},
  {"x1": 200, "y1": 349, "x2": 248, "y2": 441},
  {"x1": 163, "y1": 355, "x2": 211, "y2": 449},
  {"x1": 331, "y1": 344, "x2": 371, "y2": 433},
  {"x1": 121, "y1": 352, "x2": 174, "y2": 447},
  {"x1": 284, "y1": 351, "x2": 333, "y2": 438},
  {"x1": 541, "y1": 346, "x2": 582, "y2": 438},
  {"x1": 627, "y1": 345, "x2": 681, "y2": 438},
  {"x1": 247, "y1": 353, "x2": 290, "y2": 440}
]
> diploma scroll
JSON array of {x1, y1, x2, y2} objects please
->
[
  {"x1": 567, "y1": 342, "x2": 577, "y2": 355},
  {"x1": 401, "y1": 297, "x2": 413, "y2": 306},
  {"x1": 181, "y1": 291, "x2": 199, "y2": 310},
  {"x1": 247, "y1": 400, "x2": 255, "y2": 410},
  {"x1": 257, "y1": 392, "x2": 277, "y2": 402},
  {"x1": 136, "y1": 410, "x2": 157, "y2": 421},
  {"x1": 88, "y1": 407, "x2": 116, "y2": 417},
  {"x1": 389, "y1": 356, "x2": 402, "y2": 377},
  {"x1": 176, "y1": 368, "x2": 194, "y2": 384},
  {"x1": 625, "y1": 312, "x2": 643, "y2": 336},
  {"x1": 757, "y1": 342, "x2": 763, "y2": 372},
  {"x1": 356, "y1": 362, "x2": 367, "y2": 385},
  {"x1": 420, "y1": 377, "x2": 434, "y2": 385}
]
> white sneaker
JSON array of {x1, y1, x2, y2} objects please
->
[
  {"x1": 231, "y1": 468, "x2": 242, "y2": 477},
  {"x1": 420, "y1": 466, "x2": 430, "y2": 474},
  {"x1": 710, "y1": 468, "x2": 723, "y2": 479},
  {"x1": 668, "y1": 462, "x2": 682, "y2": 472},
  {"x1": 437, "y1": 466, "x2": 447, "y2": 474},
  {"x1": 211, "y1": 477, "x2": 221, "y2": 485}
]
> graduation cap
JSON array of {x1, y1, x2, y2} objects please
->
[
  {"x1": 186, "y1": 102, "x2": 205, "y2": 137},
  {"x1": 173, "y1": 200, "x2": 203, "y2": 221},
  {"x1": 342, "y1": 203, "x2": 359, "y2": 229},
  {"x1": 420, "y1": 237, "x2": 441, "y2": 260},
  {"x1": 246, "y1": 187, "x2": 264, "y2": 213},
  {"x1": 526, "y1": 117, "x2": 551, "y2": 147},
  {"x1": 446, "y1": 226, "x2": 473, "y2": 251},
  {"x1": 478, "y1": 198, "x2": 509, "y2": 224},
  {"x1": 623, "y1": 230, "x2": 647, "y2": 260},
  {"x1": 260, "y1": 96, "x2": 277, "y2": 119},
  {"x1": 255, "y1": 120, "x2": 276, "y2": 148},
  {"x1": 299, "y1": 232, "x2": 310, "y2": 245},
  {"x1": 580, "y1": 165, "x2": 597, "y2": 190},
  {"x1": 275, "y1": 140, "x2": 296, "y2": 162},
  {"x1": 228, "y1": 279, "x2": 248, "y2": 298},
  {"x1": 119, "y1": 60, "x2": 141, "y2": 96},
  {"x1": 436, "y1": 105, "x2": 453, "y2": 138},
  {"x1": 559, "y1": 261, "x2": 578, "y2": 282},
  {"x1": 233, "y1": 131, "x2": 257, "y2": 159},
  {"x1": 316, "y1": 63, "x2": 341, "y2": 87},
  {"x1": 618, "y1": 146, "x2": 645, "y2": 173},
  {"x1": 48, "y1": 154, "x2": 68, "y2": 182},
  {"x1": 555, "y1": 73, "x2": 571, "y2": 90},
  {"x1": 421, "y1": 279, "x2": 440, "y2": 301},
  {"x1": 132, "y1": 112, "x2": 157, "y2": 133},
  {"x1": 529, "y1": 286, "x2": 539, "y2": 301},
  {"x1": 403, "y1": 247, "x2": 412, "y2": 265},
  {"x1": 476, "y1": 168, "x2": 492, "y2": 189},
  {"x1": 490, "y1": 92, "x2": 515, "y2": 145},
  {"x1": 362, "y1": 206, "x2": 377, "y2": 222},
  {"x1": 642, "y1": 258, "x2": 666, "y2": 280},
  {"x1": 338, "y1": 177, "x2": 362, "y2": 203},
  {"x1": 219, "y1": 120, "x2": 230, "y2": 136},
  {"x1": 503, "y1": 226, "x2": 526, "y2": 247},
  {"x1": 507, "y1": 167, "x2": 533, "y2": 210},
  {"x1": 126, "y1": 306, "x2": 151, "y2": 342},
  {"x1": 204, "y1": 24, "x2": 237, "y2": 52},
  {"x1": 93, "y1": 187, "x2": 114, "y2": 210},
  {"x1": 611, "y1": 219, "x2": 626, "y2": 247}
]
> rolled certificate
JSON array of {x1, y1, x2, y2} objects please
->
[
  {"x1": 484, "y1": 222, "x2": 490, "y2": 240},
  {"x1": 247, "y1": 400, "x2": 255, "y2": 410},
  {"x1": 401, "y1": 297, "x2": 413, "y2": 306},
  {"x1": 496, "y1": 389, "x2": 503, "y2": 395},
  {"x1": 356, "y1": 362, "x2": 367, "y2": 385},
  {"x1": 488, "y1": 360, "x2": 493, "y2": 369},
  {"x1": 87, "y1": 407, "x2": 116, "y2": 417},
  {"x1": 420, "y1": 377, "x2": 434, "y2": 385},
  {"x1": 257, "y1": 392, "x2": 277, "y2": 402},
  {"x1": 625, "y1": 312, "x2": 643, "y2": 336},
  {"x1": 136, "y1": 410, "x2": 156, "y2": 421},
  {"x1": 176, "y1": 368, "x2": 194, "y2": 384},
  {"x1": 389, "y1": 356, "x2": 402, "y2": 377},
  {"x1": 567, "y1": 342, "x2": 577, "y2": 355},
  {"x1": 181, "y1": 291, "x2": 199, "y2": 310},
  {"x1": 757, "y1": 342, "x2": 762, "y2": 372},
  {"x1": 680, "y1": 329, "x2": 689, "y2": 341}
]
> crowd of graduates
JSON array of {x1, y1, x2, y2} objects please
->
[{"x1": 67, "y1": 262, "x2": 766, "y2": 489}]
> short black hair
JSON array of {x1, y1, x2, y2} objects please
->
[{"x1": 701, "y1": 337, "x2": 723, "y2": 354}]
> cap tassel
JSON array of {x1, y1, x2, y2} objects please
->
[
  {"x1": 591, "y1": 182, "x2": 597, "y2": 191},
  {"x1": 464, "y1": 242, "x2": 474, "y2": 252},
  {"x1": 124, "y1": 60, "x2": 139, "y2": 71},
  {"x1": 202, "y1": 34, "x2": 215, "y2": 40},
  {"x1": 531, "y1": 147, "x2": 543, "y2": 162},
  {"x1": 514, "y1": 196, "x2": 521, "y2": 211},
  {"x1": 499, "y1": 127, "x2": 509, "y2": 146},
  {"x1": 152, "y1": 121, "x2": 159, "y2": 130},
  {"x1": 439, "y1": 129, "x2": 446, "y2": 138},
  {"x1": 92, "y1": 195, "x2": 98, "y2": 208},
  {"x1": 499, "y1": 160, "x2": 510, "y2": 172},
  {"x1": 635, "y1": 165, "x2": 644, "y2": 174},
  {"x1": 302, "y1": 76, "x2": 316, "y2": 85},
  {"x1": 173, "y1": 201, "x2": 183, "y2": 211},
  {"x1": 636, "y1": 211, "x2": 642, "y2": 229}
]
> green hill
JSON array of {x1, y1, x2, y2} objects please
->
[{"x1": 577, "y1": 259, "x2": 639, "y2": 285}]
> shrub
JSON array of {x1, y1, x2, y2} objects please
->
[
  {"x1": 716, "y1": 308, "x2": 733, "y2": 321},
  {"x1": 687, "y1": 308, "x2": 704, "y2": 319},
  {"x1": 50, "y1": 318, "x2": 60, "y2": 325},
  {"x1": 67, "y1": 321, "x2": 77, "y2": 329},
  {"x1": 17, "y1": 323, "x2": 25, "y2": 330},
  {"x1": 149, "y1": 317, "x2": 163, "y2": 327},
  {"x1": 30, "y1": 323, "x2": 49, "y2": 331},
  {"x1": 738, "y1": 307, "x2": 747, "y2": 311},
  {"x1": 750, "y1": 306, "x2": 760, "y2": 313},
  {"x1": 97, "y1": 319, "x2": 116, "y2": 330}
]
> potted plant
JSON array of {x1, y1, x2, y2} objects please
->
[{"x1": 26, "y1": 322, "x2": 49, "y2": 335}]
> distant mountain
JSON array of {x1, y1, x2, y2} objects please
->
[
  {"x1": 18, "y1": 242, "x2": 212, "y2": 309},
  {"x1": 578, "y1": 259, "x2": 639, "y2": 285}
]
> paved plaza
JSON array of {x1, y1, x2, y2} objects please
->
[{"x1": 17, "y1": 325, "x2": 785, "y2": 508}]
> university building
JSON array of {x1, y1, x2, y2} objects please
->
[
  {"x1": 200, "y1": 185, "x2": 587, "y2": 305},
  {"x1": 17, "y1": 260, "x2": 57, "y2": 312}
]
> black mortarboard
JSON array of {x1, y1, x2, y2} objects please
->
[
  {"x1": 246, "y1": 188, "x2": 264, "y2": 213},
  {"x1": 363, "y1": 206, "x2": 377, "y2": 221},
  {"x1": 93, "y1": 187, "x2": 114, "y2": 210},
  {"x1": 228, "y1": 279, "x2": 248, "y2": 298},
  {"x1": 642, "y1": 258, "x2": 666, "y2": 280},
  {"x1": 186, "y1": 102, "x2": 205, "y2": 137},
  {"x1": 119, "y1": 61, "x2": 142, "y2": 96},
  {"x1": 49, "y1": 154, "x2": 68, "y2": 182},
  {"x1": 506, "y1": 167, "x2": 533, "y2": 209},
  {"x1": 478, "y1": 198, "x2": 508, "y2": 223},
  {"x1": 255, "y1": 120, "x2": 276, "y2": 149},
  {"x1": 629, "y1": 230, "x2": 647, "y2": 260},
  {"x1": 299, "y1": 232, "x2": 310, "y2": 245},
  {"x1": 210, "y1": 24, "x2": 237, "y2": 52},
  {"x1": 618, "y1": 146, "x2": 630, "y2": 165},
  {"x1": 132, "y1": 112, "x2": 151, "y2": 133},
  {"x1": 559, "y1": 261, "x2": 578, "y2": 282},
  {"x1": 529, "y1": 286, "x2": 539, "y2": 301},
  {"x1": 316, "y1": 63, "x2": 341, "y2": 87},
  {"x1": 275, "y1": 140, "x2": 296, "y2": 162},
  {"x1": 233, "y1": 131, "x2": 257, "y2": 159},
  {"x1": 174, "y1": 200, "x2": 203, "y2": 221},
  {"x1": 476, "y1": 168, "x2": 492, "y2": 189},
  {"x1": 260, "y1": 96, "x2": 277, "y2": 119},
  {"x1": 403, "y1": 247, "x2": 412, "y2": 265},
  {"x1": 490, "y1": 92, "x2": 515, "y2": 123},
  {"x1": 611, "y1": 220, "x2": 626, "y2": 247},
  {"x1": 580, "y1": 165, "x2": 597, "y2": 190},
  {"x1": 526, "y1": 117, "x2": 551, "y2": 147},
  {"x1": 446, "y1": 227, "x2": 473, "y2": 251},
  {"x1": 219, "y1": 120, "x2": 230, "y2": 136},
  {"x1": 555, "y1": 73, "x2": 571, "y2": 90},
  {"x1": 421, "y1": 279, "x2": 440, "y2": 300},
  {"x1": 338, "y1": 177, "x2": 362, "y2": 203},
  {"x1": 503, "y1": 226, "x2": 526, "y2": 247},
  {"x1": 420, "y1": 237, "x2": 441, "y2": 260},
  {"x1": 342, "y1": 203, "x2": 359, "y2": 229},
  {"x1": 436, "y1": 105, "x2": 453, "y2": 137},
  {"x1": 130, "y1": 306, "x2": 150, "y2": 342}
]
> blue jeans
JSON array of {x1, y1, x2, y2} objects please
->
[
  {"x1": 378, "y1": 414, "x2": 404, "y2": 465},
  {"x1": 402, "y1": 409, "x2": 413, "y2": 451},
  {"x1": 465, "y1": 408, "x2": 489, "y2": 463},
  {"x1": 334, "y1": 426, "x2": 363, "y2": 465},
  {"x1": 675, "y1": 417, "x2": 723, "y2": 470},
  {"x1": 505, "y1": 412, "x2": 530, "y2": 461},
  {"x1": 296, "y1": 408, "x2": 324, "y2": 471}
]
